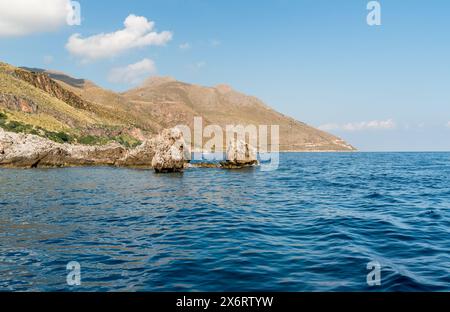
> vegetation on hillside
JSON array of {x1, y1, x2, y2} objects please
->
[
  {"x1": 0, "y1": 111, "x2": 141, "y2": 147},
  {"x1": 1, "y1": 61, "x2": 355, "y2": 151},
  {"x1": 0, "y1": 63, "x2": 127, "y2": 132},
  {"x1": 1, "y1": 112, "x2": 72, "y2": 143},
  {"x1": 1, "y1": 62, "x2": 143, "y2": 148}
]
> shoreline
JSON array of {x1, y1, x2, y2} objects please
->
[{"x1": 1, "y1": 127, "x2": 356, "y2": 169}]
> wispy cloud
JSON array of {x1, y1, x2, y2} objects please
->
[
  {"x1": 319, "y1": 119, "x2": 396, "y2": 132},
  {"x1": 108, "y1": 58, "x2": 157, "y2": 85},
  {"x1": 179, "y1": 42, "x2": 191, "y2": 50},
  {"x1": 66, "y1": 15, "x2": 172, "y2": 61},
  {"x1": 0, "y1": 0, "x2": 74, "y2": 37}
]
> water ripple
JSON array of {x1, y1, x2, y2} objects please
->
[{"x1": 0, "y1": 153, "x2": 449, "y2": 291}]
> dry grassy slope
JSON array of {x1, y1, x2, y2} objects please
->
[
  {"x1": 124, "y1": 78, "x2": 355, "y2": 151},
  {"x1": 19, "y1": 67, "x2": 143, "y2": 130},
  {"x1": 44, "y1": 72, "x2": 165, "y2": 135},
  {"x1": 1, "y1": 62, "x2": 355, "y2": 151},
  {"x1": 0, "y1": 63, "x2": 145, "y2": 146},
  {"x1": 0, "y1": 62, "x2": 103, "y2": 133}
]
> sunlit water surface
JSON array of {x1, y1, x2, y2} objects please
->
[{"x1": 0, "y1": 153, "x2": 449, "y2": 291}]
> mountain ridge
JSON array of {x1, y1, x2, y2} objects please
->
[{"x1": 0, "y1": 62, "x2": 355, "y2": 151}]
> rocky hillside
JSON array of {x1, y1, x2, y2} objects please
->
[
  {"x1": 124, "y1": 78, "x2": 354, "y2": 151},
  {"x1": 0, "y1": 62, "x2": 144, "y2": 147},
  {"x1": 0, "y1": 61, "x2": 355, "y2": 152}
]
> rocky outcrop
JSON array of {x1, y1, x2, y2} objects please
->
[
  {"x1": 0, "y1": 128, "x2": 127, "y2": 168},
  {"x1": 0, "y1": 127, "x2": 193, "y2": 170},
  {"x1": 12, "y1": 68, "x2": 93, "y2": 111},
  {"x1": 0, "y1": 128, "x2": 260, "y2": 170},
  {"x1": 220, "y1": 140, "x2": 258, "y2": 169},
  {"x1": 116, "y1": 139, "x2": 156, "y2": 167},
  {"x1": 1, "y1": 129, "x2": 67, "y2": 167},
  {"x1": 151, "y1": 128, "x2": 190, "y2": 173},
  {"x1": 65, "y1": 144, "x2": 127, "y2": 167},
  {"x1": 0, "y1": 94, "x2": 39, "y2": 114}
]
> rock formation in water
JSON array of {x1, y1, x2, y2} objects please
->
[
  {"x1": 116, "y1": 139, "x2": 156, "y2": 167},
  {"x1": 151, "y1": 128, "x2": 189, "y2": 173},
  {"x1": 220, "y1": 140, "x2": 258, "y2": 169}
]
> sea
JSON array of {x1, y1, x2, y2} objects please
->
[{"x1": 0, "y1": 153, "x2": 449, "y2": 291}]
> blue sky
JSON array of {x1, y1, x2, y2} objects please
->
[{"x1": 0, "y1": 0, "x2": 450, "y2": 151}]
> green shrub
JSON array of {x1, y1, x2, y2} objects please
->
[
  {"x1": 29, "y1": 129, "x2": 40, "y2": 136},
  {"x1": 0, "y1": 117, "x2": 40, "y2": 135},
  {"x1": 0, "y1": 117, "x2": 75, "y2": 144},
  {"x1": 3, "y1": 120, "x2": 34, "y2": 133},
  {"x1": 0, "y1": 111, "x2": 6, "y2": 126},
  {"x1": 113, "y1": 134, "x2": 141, "y2": 148},
  {"x1": 78, "y1": 135, "x2": 109, "y2": 146},
  {"x1": 0, "y1": 117, "x2": 142, "y2": 148},
  {"x1": 45, "y1": 131, "x2": 73, "y2": 143},
  {"x1": 56, "y1": 132, "x2": 71, "y2": 143}
]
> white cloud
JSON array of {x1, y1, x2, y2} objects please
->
[
  {"x1": 66, "y1": 15, "x2": 172, "y2": 61},
  {"x1": 179, "y1": 42, "x2": 191, "y2": 50},
  {"x1": 319, "y1": 119, "x2": 396, "y2": 132},
  {"x1": 108, "y1": 58, "x2": 157, "y2": 85},
  {"x1": 446, "y1": 121, "x2": 450, "y2": 128},
  {"x1": 0, "y1": 0, "x2": 74, "y2": 37}
]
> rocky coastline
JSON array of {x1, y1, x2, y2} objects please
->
[{"x1": 0, "y1": 127, "x2": 259, "y2": 172}]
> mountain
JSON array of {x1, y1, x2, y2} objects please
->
[{"x1": 0, "y1": 62, "x2": 355, "y2": 151}]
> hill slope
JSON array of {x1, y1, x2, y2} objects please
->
[
  {"x1": 123, "y1": 77, "x2": 354, "y2": 151},
  {"x1": 0, "y1": 62, "x2": 354, "y2": 151}
]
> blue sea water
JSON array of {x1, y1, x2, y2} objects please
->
[{"x1": 0, "y1": 153, "x2": 449, "y2": 291}]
